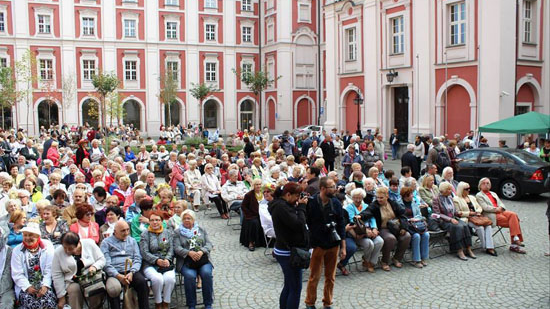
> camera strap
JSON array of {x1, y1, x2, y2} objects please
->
[{"x1": 317, "y1": 195, "x2": 334, "y2": 226}]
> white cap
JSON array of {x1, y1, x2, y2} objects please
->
[{"x1": 20, "y1": 222, "x2": 41, "y2": 237}]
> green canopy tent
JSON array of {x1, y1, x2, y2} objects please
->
[{"x1": 478, "y1": 111, "x2": 550, "y2": 134}]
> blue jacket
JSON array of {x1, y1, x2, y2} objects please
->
[
  {"x1": 100, "y1": 235, "x2": 142, "y2": 277},
  {"x1": 124, "y1": 151, "x2": 136, "y2": 162},
  {"x1": 7, "y1": 228, "x2": 22, "y2": 248}
]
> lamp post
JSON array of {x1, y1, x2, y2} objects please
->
[
  {"x1": 386, "y1": 69, "x2": 398, "y2": 83},
  {"x1": 354, "y1": 94, "x2": 363, "y2": 137}
]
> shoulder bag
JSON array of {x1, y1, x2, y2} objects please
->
[
  {"x1": 408, "y1": 219, "x2": 427, "y2": 234},
  {"x1": 469, "y1": 215, "x2": 492, "y2": 226},
  {"x1": 387, "y1": 218, "x2": 402, "y2": 237},
  {"x1": 289, "y1": 207, "x2": 310, "y2": 269}
]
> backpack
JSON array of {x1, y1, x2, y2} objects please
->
[{"x1": 435, "y1": 148, "x2": 450, "y2": 171}]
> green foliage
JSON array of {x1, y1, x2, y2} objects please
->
[
  {"x1": 0, "y1": 67, "x2": 19, "y2": 129},
  {"x1": 183, "y1": 136, "x2": 208, "y2": 146},
  {"x1": 92, "y1": 71, "x2": 120, "y2": 128},
  {"x1": 16, "y1": 49, "x2": 39, "y2": 133},
  {"x1": 190, "y1": 83, "x2": 218, "y2": 102},
  {"x1": 159, "y1": 72, "x2": 179, "y2": 126},
  {"x1": 233, "y1": 66, "x2": 280, "y2": 96},
  {"x1": 106, "y1": 92, "x2": 126, "y2": 126}
]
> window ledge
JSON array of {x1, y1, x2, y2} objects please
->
[
  {"x1": 522, "y1": 42, "x2": 537, "y2": 46},
  {"x1": 389, "y1": 52, "x2": 404, "y2": 56},
  {"x1": 446, "y1": 43, "x2": 466, "y2": 49},
  {"x1": 345, "y1": 59, "x2": 357, "y2": 63}
]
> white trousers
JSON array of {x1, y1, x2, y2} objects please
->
[{"x1": 143, "y1": 266, "x2": 176, "y2": 304}]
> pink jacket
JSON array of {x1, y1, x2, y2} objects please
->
[
  {"x1": 70, "y1": 221, "x2": 100, "y2": 244},
  {"x1": 169, "y1": 163, "x2": 186, "y2": 189}
]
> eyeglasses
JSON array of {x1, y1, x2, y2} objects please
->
[
  {"x1": 85, "y1": 212, "x2": 93, "y2": 216},
  {"x1": 464, "y1": 188, "x2": 470, "y2": 191}
]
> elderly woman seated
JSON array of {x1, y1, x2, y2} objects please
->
[
  {"x1": 52, "y1": 232, "x2": 105, "y2": 309},
  {"x1": 433, "y1": 182, "x2": 475, "y2": 260},
  {"x1": 184, "y1": 160, "x2": 202, "y2": 212},
  {"x1": 174, "y1": 210, "x2": 214, "y2": 309},
  {"x1": 11, "y1": 222, "x2": 56, "y2": 309},
  {"x1": 340, "y1": 188, "x2": 384, "y2": 274},
  {"x1": 240, "y1": 179, "x2": 267, "y2": 251},
  {"x1": 453, "y1": 181, "x2": 496, "y2": 256},
  {"x1": 419, "y1": 175, "x2": 440, "y2": 209},
  {"x1": 69, "y1": 203, "x2": 100, "y2": 244},
  {"x1": 400, "y1": 187, "x2": 430, "y2": 268},
  {"x1": 0, "y1": 229, "x2": 15, "y2": 309},
  {"x1": 39, "y1": 204, "x2": 69, "y2": 247}
]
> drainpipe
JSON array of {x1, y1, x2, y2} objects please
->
[
  {"x1": 259, "y1": 1, "x2": 263, "y2": 129},
  {"x1": 317, "y1": 0, "x2": 322, "y2": 125}
]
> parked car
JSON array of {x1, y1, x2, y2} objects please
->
[
  {"x1": 455, "y1": 147, "x2": 550, "y2": 200},
  {"x1": 293, "y1": 125, "x2": 323, "y2": 138}
]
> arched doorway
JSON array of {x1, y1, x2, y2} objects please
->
[
  {"x1": 204, "y1": 99, "x2": 218, "y2": 129},
  {"x1": 239, "y1": 100, "x2": 254, "y2": 131},
  {"x1": 344, "y1": 91, "x2": 360, "y2": 134},
  {"x1": 37, "y1": 100, "x2": 59, "y2": 130},
  {"x1": 123, "y1": 99, "x2": 141, "y2": 130},
  {"x1": 164, "y1": 100, "x2": 181, "y2": 127},
  {"x1": 268, "y1": 99, "x2": 276, "y2": 130},
  {"x1": 296, "y1": 98, "x2": 312, "y2": 127},
  {"x1": 445, "y1": 85, "x2": 471, "y2": 137},
  {"x1": 515, "y1": 84, "x2": 534, "y2": 115},
  {"x1": 82, "y1": 99, "x2": 99, "y2": 129},
  {"x1": 0, "y1": 106, "x2": 12, "y2": 130}
]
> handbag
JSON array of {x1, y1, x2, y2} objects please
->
[
  {"x1": 469, "y1": 215, "x2": 492, "y2": 226},
  {"x1": 185, "y1": 252, "x2": 210, "y2": 269},
  {"x1": 408, "y1": 219, "x2": 427, "y2": 234},
  {"x1": 352, "y1": 217, "x2": 367, "y2": 236},
  {"x1": 289, "y1": 247, "x2": 311, "y2": 269},
  {"x1": 156, "y1": 261, "x2": 175, "y2": 274},
  {"x1": 387, "y1": 218, "x2": 402, "y2": 237},
  {"x1": 79, "y1": 271, "x2": 106, "y2": 298}
]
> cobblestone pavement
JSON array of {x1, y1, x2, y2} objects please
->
[{"x1": 166, "y1": 160, "x2": 550, "y2": 309}]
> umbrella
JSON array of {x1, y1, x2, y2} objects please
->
[{"x1": 478, "y1": 111, "x2": 550, "y2": 134}]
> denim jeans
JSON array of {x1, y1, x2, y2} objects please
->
[
  {"x1": 411, "y1": 232, "x2": 430, "y2": 262},
  {"x1": 391, "y1": 144, "x2": 399, "y2": 160},
  {"x1": 274, "y1": 254, "x2": 303, "y2": 309},
  {"x1": 181, "y1": 263, "x2": 213, "y2": 307},
  {"x1": 176, "y1": 181, "x2": 186, "y2": 200},
  {"x1": 340, "y1": 237, "x2": 357, "y2": 266}
]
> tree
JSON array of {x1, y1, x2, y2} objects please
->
[
  {"x1": 61, "y1": 73, "x2": 76, "y2": 124},
  {"x1": 106, "y1": 91, "x2": 126, "y2": 126},
  {"x1": 0, "y1": 67, "x2": 20, "y2": 130},
  {"x1": 41, "y1": 80, "x2": 59, "y2": 128},
  {"x1": 233, "y1": 66, "x2": 280, "y2": 128},
  {"x1": 15, "y1": 49, "x2": 39, "y2": 134},
  {"x1": 92, "y1": 71, "x2": 119, "y2": 130},
  {"x1": 190, "y1": 83, "x2": 218, "y2": 126},
  {"x1": 158, "y1": 71, "x2": 179, "y2": 126}
]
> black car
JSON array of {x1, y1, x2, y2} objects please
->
[{"x1": 455, "y1": 147, "x2": 550, "y2": 200}]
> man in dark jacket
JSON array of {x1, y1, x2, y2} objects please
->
[
  {"x1": 343, "y1": 131, "x2": 352, "y2": 150},
  {"x1": 401, "y1": 144, "x2": 420, "y2": 179},
  {"x1": 304, "y1": 167, "x2": 320, "y2": 196},
  {"x1": 19, "y1": 139, "x2": 39, "y2": 165},
  {"x1": 320, "y1": 135, "x2": 336, "y2": 172},
  {"x1": 305, "y1": 177, "x2": 346, "y2": 309}
]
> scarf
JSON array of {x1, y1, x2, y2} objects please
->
[
  {"x1": 179, "y1": 222, "x2": 199, "y2": 238},
  {"x1": 255, "y1": 191, "x2": 263, "y2": 202},
  {"x1": 148, "y1": 225, "x2": 164, "y2": 234},
  {"x1": 23, "y1": 237, "x2": 44, "y2": 251}
]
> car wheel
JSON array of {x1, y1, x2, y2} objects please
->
[{"x1": 500, "y1": 179, "x2": 521, "y2": 200}]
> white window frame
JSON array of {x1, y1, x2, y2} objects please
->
[
  {"x1": 165, "y1": 0, "x2": 179, "y2": 6},
  {"x1": 522, "y1": 0, "x2": 537, "y2": 44},
  {"x1": 298, "y1": 2, "x2": 311, "y2": 23},
  {"x1": 267, "y1": 19, "x2": 274, "y2": 42},
  {"x1": 449, "y1": 1, "x2": 466, "y2": 46},
  {"x1": 205, "y1": 0, "x2": 217, "y2": 9},
  {"x1": 0, "y1": 58, "x2": 7, "y2": 68},
  {"x1": 125, "y1": 60, "x2": 137, "y2": 81},
  {"x1": 166, "y1": 21, "x2": 178, "y2": 39},
  {"x1": 37, "y1": 14, "x2": 52, "y2": 34},
  {"x1": 166, "y1": 60, "x2": 179, "y2": 82},
  {"x1": 39, "y1": 59, "x2": 54, "y2": 81},
  {"x1": 0, "y1": 11, "x2": 5, "y2": 33},
  {"x1": 82, "y1": 17, "x2": 95, "y2": 36},
  {"x1": 205, "y1": 23, "x2": 216, "y2": 41},
  {"x1": 345, "y1": 27, "x2": 357, "y2": 61},
  {"x1": 242, "y1": 0, "x2": 252, "y2": 12},
  {"x1": 242, "y1": 26, "x2": 252, "y2": 43},
  {"x1": 82, "y1": 59, "x2": 96, "y2": 81},
  {"x1": 205, "y1": 61, "x2": 217, "y2": 82},
  {"x1": 123, "y1": 18, "x2": 137, "y2": 38},
  {"x1": 391, "y1": 16, "x2": 404, "y2": 54}
]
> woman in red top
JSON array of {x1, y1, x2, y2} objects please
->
[
  {"x1": 47, "y1": 141, "x2": 60, "y2": 167},
  {"x1": 69, "y1": 203, "x2": 100, "y2": 244}
]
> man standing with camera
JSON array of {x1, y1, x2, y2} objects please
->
[{"x1": 305, "y1": 177, "x2": 346, "y2": 309}]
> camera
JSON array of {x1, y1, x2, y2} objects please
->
[{"x1": 326, "y1": 222, "x2": 341, "y2": 243}]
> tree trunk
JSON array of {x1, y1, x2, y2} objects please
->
[
  {"x1": 168, "y1": 102, "x2": 172, "y2": 127},
  {"x1": 1, "y1": 107, "x2": 5, "y2": 130}
]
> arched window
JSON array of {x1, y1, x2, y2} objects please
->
[
  {"x1": 123, "y1": 100, "x2": 141, "y2": 130},
  {"x1": 82, "y1": 99, "x2": 99, "y2": 129},
  {"x1": 239, "y1": 100, "x2": 254, "y2": 131},
  {"x1": 37, "y1": 100, "x2": 59, "y2": 130},
  {"x1": 164, "y1": 100, "x2": 181, "y2": 127},
  {"x1": 204, "y1": 100, "x2": 218, "y2": 129},
  {"x1": 0, "y1": 106, "x2": 12, "y2": 130}
]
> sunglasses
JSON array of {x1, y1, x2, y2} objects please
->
[
  {"x1": 464, "y1": 188, "x2": 470, "y2": 191},
  {"x1": 85, "y1": 212, "x2": 94, "y2": 216}
]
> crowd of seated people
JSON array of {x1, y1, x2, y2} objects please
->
[{"x1": 0, "y1": 124, "x2": 532, "y2": 309}]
